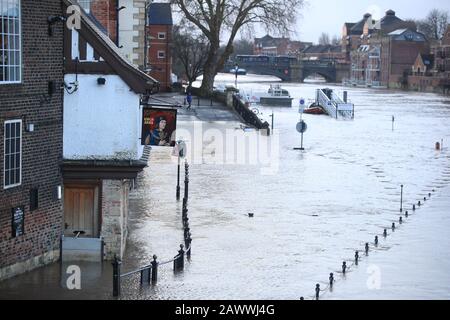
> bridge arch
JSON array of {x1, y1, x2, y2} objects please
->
[{"x1": 302, "y1": 69, "x2": 335, "y2": 83}]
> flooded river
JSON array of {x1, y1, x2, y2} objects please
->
[{"x1": 1, "y1": 75, "x2": 449, "y2": 300}]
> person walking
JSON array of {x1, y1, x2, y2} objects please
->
[{"x1": 186, "y1": 92, "x2": 193, "y2": 110}]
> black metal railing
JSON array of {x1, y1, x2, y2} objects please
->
[{"x1": 112, "y1": 161, "x2": 193, "y2": 298}]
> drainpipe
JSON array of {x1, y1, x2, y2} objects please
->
[{"x1": 116, "y1": 0, "x2": 119, "y2": 46}]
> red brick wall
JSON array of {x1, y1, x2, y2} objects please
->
[
  {"x1": 390, "y1": 40, "x2": 430, "y2": 76},
  {"x1": 148, "y1": 24, "x2": 172, "y2": 91},
  {"x1": 0, "y1": 0, "x2": 64, "y2": 275},
  {"x1": 90, "y1": 0, "x2": 117, "y2": 44}
]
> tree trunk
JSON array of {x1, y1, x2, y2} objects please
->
[{"x1": 199, "y1": 67, "x2": 216, "y2": 97}]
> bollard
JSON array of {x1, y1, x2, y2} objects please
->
[
  {"x1": 186, "y1": 234, "x2": 192, "y2": 259},
  {"x1": 418, "y1": 201, "x2": 421, "y2": 206},
  {"x1": 178, "y1": 244, "x2": 184, "y2": 271},
  {"x1": 315, "y1": 284, "x2": 320, "y2": 300},
  {"x1": 392, "y1": 223, "x2": 396, "y2": 231},
  {"x1": 405, "y1": 211, "x2": 409, "y2": 217},
  {"x1": 424, "y1": 197, "x2": 427, "y2": 202},
  {"x1": 399, "y1": 217, "x2": 403, "y2": 224},
  {"x1": 383, "y1": 229, "x2": 387, "y2": 237},
  {"x1": 112, "y1": 255, "x2": 121, "y2": 297},
  {"x1": 429, "y1": 193, "x2": 431, "y2": 198},
  {"x1": 413, "y1": 204, "x2": 416, "y2": 211},
  {"x1": 400, "y1": 185, "x2": 404, "y2": 212},
  {"x1": 342, "y1": 261, "x2": 347, "y2": 274},
  {"x1": 436, "y1": 142, "x2": 441, "y2": 151},
  {"x1": 329, "y1": 273, "x2": 334, "y2": 287},
  {"x1": 184, "y1": 227, "x2": 191, "y2": 240},
  {"x1": 365, "y1": 243, "x2": 369, "y2": 255},
  {"x1": 151, "y1": 255, "x2": 158, "y2": 284},
  {"x1": 375, "y1": 236, "x2": 379, "y2": 246},
  {"x1": 355, "y1": 251, "x2": 359, "y2": 265}
]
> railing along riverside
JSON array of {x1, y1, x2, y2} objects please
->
[{"x1": 112, "y1": 161, "x2": 193, "y2": 298}]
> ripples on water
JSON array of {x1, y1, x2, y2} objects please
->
[{"x1": 121, "y1": 77, "x2": 450, "y2": 300}]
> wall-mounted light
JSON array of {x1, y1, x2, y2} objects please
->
[
  {"x1": 56, "y1": 186, "x2": 62, "y2": 200},
  {"x1": 97, "y1": 77, "x2": 106, "y2": 85},
  {"x1": 47, "y1": 16, "x2": 66, "y2": 36},
  {"x1": 26, "y1": 123, "x2": 35, "y2": 133},
  {"x1": 116, "y1": 6, "x2": 126, "y2": 11}
]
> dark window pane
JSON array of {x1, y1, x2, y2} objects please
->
[
  {"x1": 11, "y1": 138, "x2": 15, "y2": 153},
  {"x1": 15, "y1": 122, "x2": 20, "y2": 136},
  {"x1": 5, "y1": 170, "x2": 10, "y2": 186},
  {"x1": 5, "y1": 155, "x2": 10, "y2": 170},
  {"x1": 6, "y1": 124, "x2": 10, "y2": 137},
  {"x1": 15, "y1": 138, "x2": 20, "y2": 152},
  {"x1": 15, "y1": 154, "x2": 20, "y2": 168},
  {"x1": 5, "y1": 139, "x2": 10, "y2": 155},
  {"x1": 15, "y1": 168, "x2": 20, "y2": 183}
]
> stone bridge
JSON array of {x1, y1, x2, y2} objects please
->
[{"x1": 225, "y1": 57, "x2": 350, "y2": 83}]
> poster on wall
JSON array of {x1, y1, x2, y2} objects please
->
[
  {"x1": 11, "y1": 206, "x2": 25, "y2": 238},
  {"x1": 142, "y1": 108, "x2": 177, "y2": 147}
]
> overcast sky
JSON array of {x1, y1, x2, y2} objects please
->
[{"x1": 253, "y1": 0, "x2": 450, "y2": 43}]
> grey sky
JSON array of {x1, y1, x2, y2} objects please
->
[{"x1": 254, "y1": 0, "x2": 450, "y2": 43}]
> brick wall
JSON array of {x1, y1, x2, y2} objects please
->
[
  {"x1": 90, "y1": 0, "x2": 117, "y2": 44},
  {"x1": 0, "y1": 0, "x2": 64, "y2": 280},
  {"x1": 101, "y1": 179, "x2": 129, "y2": 259},
  {"x1": 148, "y1": 24, "x2": 172, "y2": 91}
]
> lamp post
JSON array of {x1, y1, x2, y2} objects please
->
[
  {"x1": 234, "y1": 64, "x2": 239, "y2": 89},
  {"x1": 176, "y1": 140, "x2": 186, "y2": 200}
]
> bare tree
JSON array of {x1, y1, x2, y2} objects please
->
[
  {"x1": 331, "y1": 35, "x2": 341, "y2": 46},
  {"x1": 318, "y1": 32, "x2": 330, "y2": 45},
  {"x1": 172, "y1": 23, "x2": 210, "y2": 90},
  {"x1": 416, "y1": 9, "x2": 449, "y2": 40},
  {"x1": 171, "y1": 0, "x2": 305, "y2": 96}
]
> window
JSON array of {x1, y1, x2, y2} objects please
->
[
  {"x1": 157, "y1": 50, "x2": 165, "y2": 59},
  {"x1": 158, "y1": 32, "x2": 166, "y2": 40},
  {"x1": 78, "y1": 0, "x2": 91, "y2": 13},
  {"x1": 0, "y1": 0, "x2": 21, "y2": 83},
  {"x1": 4, "y1": 119, "x2": 22, "y2": 189}
]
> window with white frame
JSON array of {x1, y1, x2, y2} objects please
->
[
  {"x1": 158, "y1": 50, "x2": 165, "y2": 59},
  {"x1": 77, "y1": 0, "x2": 91, "y2": 13},
  {"x1": 158, "y1": 32, "x2": 166, "y2": 40},
  {"x1": 0, "y1": 0, "x2": 21, "y2": 84},
  {"x1": 4, "y1": 119, "x2": 22, "y2": 189}
]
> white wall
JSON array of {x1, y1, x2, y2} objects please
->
[{"x1": 64, "y1": 74, "x2": 144, "y2": 160}]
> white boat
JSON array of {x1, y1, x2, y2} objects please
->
[{"x1": 245, "y1": 84, "x2": 293, "y2": 107}]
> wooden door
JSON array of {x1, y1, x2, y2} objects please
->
[{"x1": 64, "y1": 186, "x2": 97, "y2": 238}]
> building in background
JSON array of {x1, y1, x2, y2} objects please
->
[
  {"x1": 147, "y1": 2, "x2": 173, "y2": 92},
  {"x1": 254, "y1": 34, "x2": 311, "y2": 56},
  {"x1": 347, "y1": 10, "x2": 429, "y2": 89},
  {"x1": 0, "y1": 0, "x2": 64, "y2": 281}
]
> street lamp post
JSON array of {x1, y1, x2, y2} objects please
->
[
  {"x1": 234, "y1": 64, "x2": 239, "y2": 89},
  {"x1": 176, "y1": 140, "x2": 186, "y2": 200}
]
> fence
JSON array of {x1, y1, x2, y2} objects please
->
[
  {"x1": 232, "y1": 94, "x2": 270, "y2": 131},
  {"x1": 112, "y1": 161, "x2": 193, "y2": 298},
  {"x1": 303, "y1": 182, "x2": 442, "y2": 300}
]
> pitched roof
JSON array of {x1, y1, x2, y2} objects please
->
[
  {"x1": 388, "y1": 28, "x2": 427, "y2": 42},
  {"x1": 63, "y1": 0, "x2": 159, "y2": 94},
  {"x1": 374, "y1": 10, "x2": 415, "y2": 34},
  {"x1": 350, "y1": 13, "x2": 372, "y2": 35},
  {"x1": 302, "y1": 45, "x2": 341, "y2": 54},
  {"x1": 148, "y1": 3, "x2": 173, "y2": 25}
]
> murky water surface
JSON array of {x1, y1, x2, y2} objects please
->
[{"x1": 1, "y1": 75, "x2": 449, "y2": 299}]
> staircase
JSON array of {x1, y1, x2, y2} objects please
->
[{"x1": 316, "y1": 89, "x2": 354, "y2": 120}]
